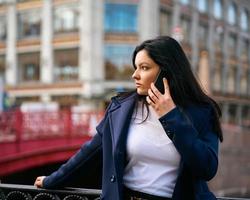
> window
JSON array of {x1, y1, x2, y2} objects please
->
[
  {"x1": 198, "y1": 23, "x2": 208, "y2": 49},
  {"x1": 160, "y1": 10, "x2": 172, "y2": 36},
  {"x1": 0, "y1": 55, "x2": 4, "y2": 68},
  {"x1": 197, "y1": 0, "x2": 208, "y2": 13},
  {"x1": 241, "y1": 68, "x2": 248, "y2": 95},
  {"x1": 213, "y1": 60, "x2": 222, "y2": 92},
  {"x1": 228, "y1": 3, "x2": 237, "y2": 25},
  {"x1": 242, "y1": 105, "x2": 250, "y2": 128},
  {"x1": 179, "y1": 0, "x2": 189, "y2": 5},
  {"x1": 0, "y1": 55, "x2": 5, "y2": 78},
  {"x1": 228, "y1": 34, "x2": 237, "y2": 56},
  {"x1": 18, "y1": 53, "x2": 40, "y2": 82},
  {"x1": 105, "y1": 3, "x2": 138, "y2": 33},
  {"x1": 227, "y1": 65, "x2": 237, "y2": 93},
  {"x1": 213, "y1": 0, "x2": 223, "y2": 19},
  {"x1": 0, "y1": 0, "x2": 6, "y2": 4},
  {"x1": 54, "y1": 48, "x2": 79, "y2": 81},
  {"x1": 228, "y1": 104, "x2": 237, "y2": 124},
  {"x1": 214, "y1": 26, "x2": 223, "y2": 52},
  {"x1": 241, "y1": 9, "x2": 249, "y2": 31},
  {"x1": 18, "y1": 10, "x2": 41, "y2": 38},
  {"x1": 105, "y1": 44, "x2": 134, "y2": 80},
  {"x1": 0, "y1": 15, "x2": 6, "y2": 40},
  {"x1": 17, "y1": 0, "x2": 39, "y2": 2},
  {"x1": 54, "y1": 4, "x2": 79, "y2": 33},
  {"x1": 241, "y1": 40, "x2": 249, "y2": 61},
  {"x1": 51, "y1": 95, "x2": 78, "y2": 108},
  {"x1": 180, "y1": 16, "x2": 191, "y2": 43}
]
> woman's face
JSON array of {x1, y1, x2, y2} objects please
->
[{"x1": 132, "y1": 49, "x2": 160, "y2": 95}]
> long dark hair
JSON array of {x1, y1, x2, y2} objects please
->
[{"x1": 132, "y1": 36, "x2": 223, "y2": 142}]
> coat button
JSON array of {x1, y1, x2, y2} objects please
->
[{"x1": 110, "y1": 175, "x2": 116, "y2": 182}]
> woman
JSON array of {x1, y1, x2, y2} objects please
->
[{"x1": 35, "y1": 36, "x2": 223, "y2": 200}]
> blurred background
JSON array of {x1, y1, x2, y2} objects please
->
[{"x1": 0, "y1": 0, "x2": 249, "y2": 198}]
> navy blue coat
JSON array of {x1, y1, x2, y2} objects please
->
[{"x1": 43, "y1": 92, "x2": 219, "y2": 200}]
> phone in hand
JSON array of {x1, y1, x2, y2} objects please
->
[{"x1": 154, "y1": 70, "x2": 166, "y2": 94}]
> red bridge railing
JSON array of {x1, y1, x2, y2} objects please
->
[
  {"x1": 0, "y1": 109, "x2": 103, "y2": 143},
  {"x1": 0, "y1": 109, "x2": 104, "y2": 176}
]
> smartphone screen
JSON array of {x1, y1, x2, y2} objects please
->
[{"x1": 154, "y1": 70, "x2": 166, "y2": 94}]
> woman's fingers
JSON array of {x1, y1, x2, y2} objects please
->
[
  {"x1": 146, "y1": 96, "x2": 154, "y2": 105},
  {"x1": 147, "y1": 91, "x2": 155, "y2": 105},
  {"x1": 150, "y1": 83, "x2": 161, "y2": 97},
  {"x1": 34, "y1": 176, "x2": 46, "y2": 188},
  {"x1": 163, "y1": 78, "x2": 170, "y2": 96}
]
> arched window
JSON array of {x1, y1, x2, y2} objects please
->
[
  {"x1": 214, "y1": 0, "x2": 223, "y2": 19},
  {"x1": 228, "y1": 2, "x2": 237, "y2": 25},
  {"x1": 241, "y1": 9, "x2": 249, "y2": 31}
]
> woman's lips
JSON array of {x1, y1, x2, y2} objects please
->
[{"x1": 135, "y1": 83, "x2": 142, "y2": 88}]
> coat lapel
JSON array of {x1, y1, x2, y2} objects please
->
[{"x1": 108, "y1": 93, "x2": 136, "y2": 154}]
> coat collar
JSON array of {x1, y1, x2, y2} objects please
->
[{"x1": 108, "y1": 92, "x2": 137, "y2": 154}]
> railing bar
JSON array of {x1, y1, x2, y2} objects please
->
[
  {"x1": 1, "y1": 184, "x2": 250, "y2": 199},
  {"x1": 0, "y1": 184, "x2": 101, "y2": 195},
  {"x1": 217, "y1": 198, "x2": 250, "y2": 200}
]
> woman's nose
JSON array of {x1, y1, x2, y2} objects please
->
[{"x1": 132, "y1": 69, "x2": 139, "y2": 80}]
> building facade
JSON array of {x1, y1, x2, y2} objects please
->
[{"x1": 0, "y1": 0, "x2": 250, "y2": 196}]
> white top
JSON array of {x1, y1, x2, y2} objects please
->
[{"x1": 123, "y1": 102, "x2": 181, "y2": 198}]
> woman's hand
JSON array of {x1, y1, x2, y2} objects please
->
[
  {"x1": 146, "y1": 78, "x2": 176, "y2": 118},
  {"x1": 34, "y1": 176, "x2": 46, "y2": 188}
]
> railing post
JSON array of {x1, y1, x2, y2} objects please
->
[
  {"x1": 65, "y1": 109, "x2": 72, "y2": 140},
  {"x1": 14, "y1": 108, "x2": 22, "y2": 152}
]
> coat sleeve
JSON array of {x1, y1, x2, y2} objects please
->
[
  {"x1": 159, "y1": 106, "x2": 219, "y2": 181},
  {"x1": 43, "y1": 132, "x2": 103, "y2": 188},
  {"x1": 43, "y1": 103, "x2": 113, "y2": 189}
]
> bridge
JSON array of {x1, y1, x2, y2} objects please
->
[{"x1": 0, "y1": 109, "x2": 103, "y2": 177}]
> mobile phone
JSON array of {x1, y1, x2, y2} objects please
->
[{"x1": 154, "y1": 70, "x2": 166, "y2": 94}]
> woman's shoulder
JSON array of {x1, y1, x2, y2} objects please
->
[
  {"x1": 185, "y1": 103, "x2": 213, "y2": 115},
  {"x1": 183, "y1": 103, "x2": 214, "y2": 127},
  {"x1": 111, "y1": 90, "x2": 137, "y2": 103}
]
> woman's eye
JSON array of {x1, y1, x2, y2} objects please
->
[{"x1": 141, "y1": 66, "x2": 148, "y2": 70}]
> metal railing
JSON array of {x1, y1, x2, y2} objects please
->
[
  {"x1": 0, "y1": 109, "x2": 104, "y2": 143},
  {"x1": 0, "y1": 184, "x2": 101, "y2": 200},
  {"x1": 1, "y1": 183, "x2": 250, "y2": 200},
  {"x1": 217, "y1": 198, "x2": 250, "y2": 200}
]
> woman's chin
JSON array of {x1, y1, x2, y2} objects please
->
[{"x1": 136, "y1": 89, "x2": 148, "y2": 95}]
